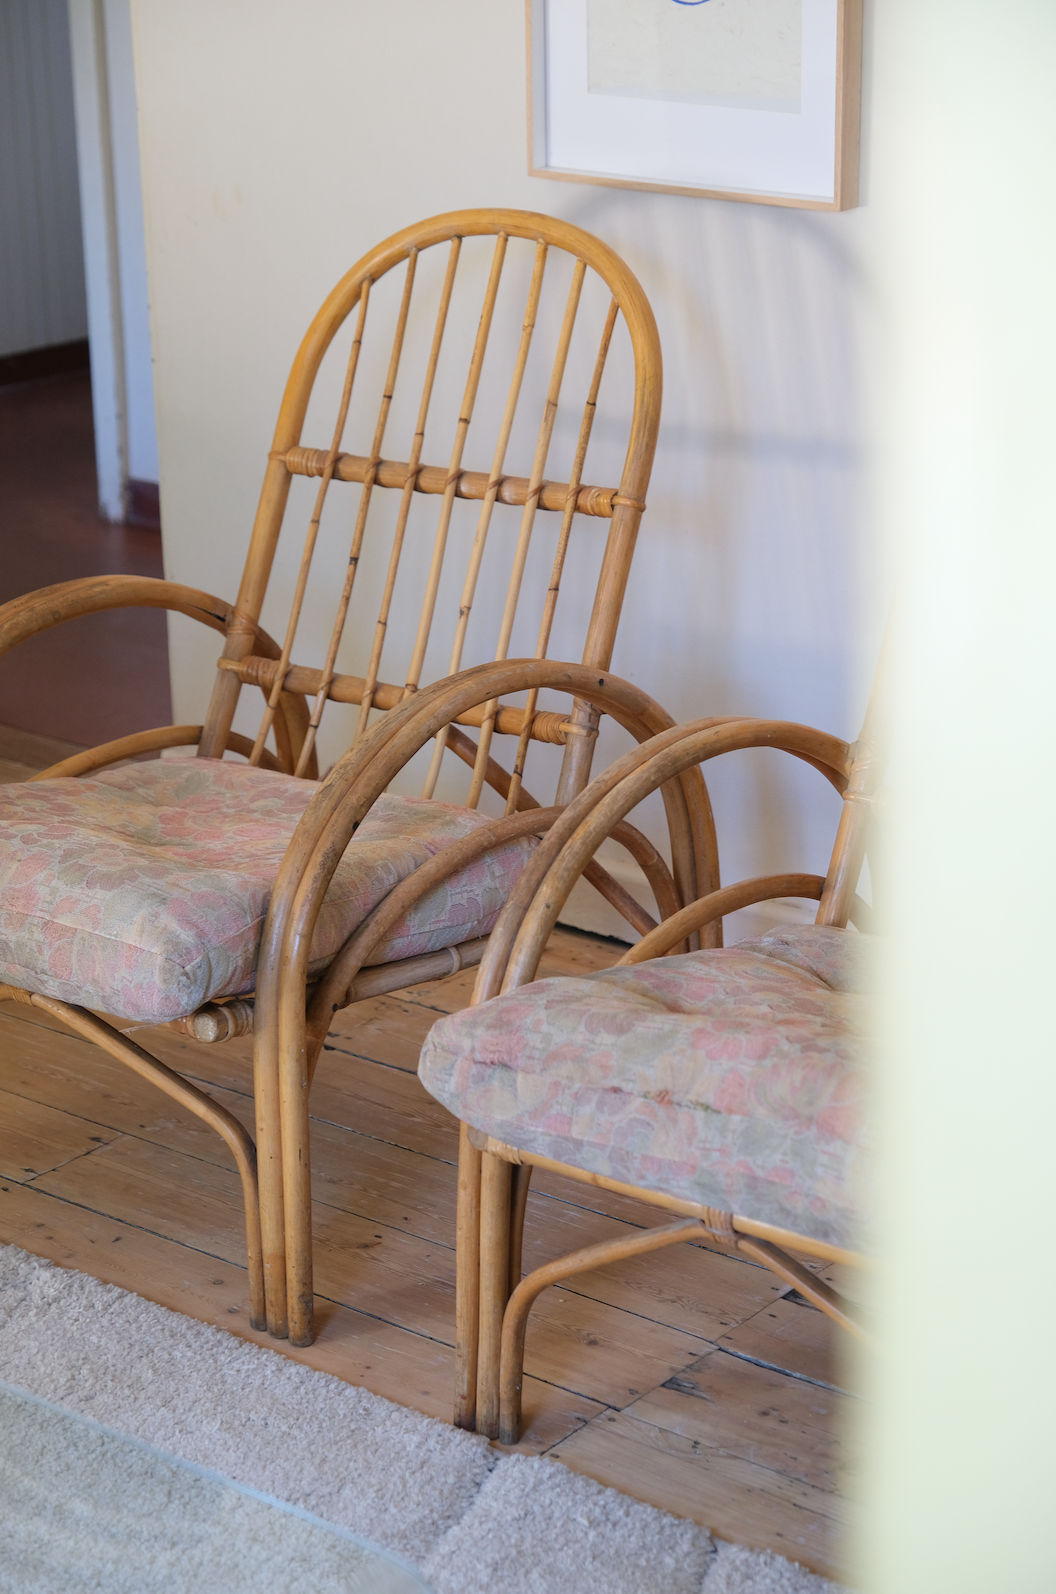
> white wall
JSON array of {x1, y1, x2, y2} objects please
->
[
  {"x1": 0, "y1": 0, "x2": 87, "y2": 357},
  {"x1": 130, "y1": 0, "x2": 875, "y2": 936}
]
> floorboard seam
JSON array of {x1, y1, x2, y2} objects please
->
[
  {"x1": 713, "y1": 1344, "x2": 854, "y2": 1397},
  {"x1": 321, "y1": 1042, "x2": 423, "y2": 1072},
  {"x1": 17, "y1": 1136, "x2": 126, "y2": 1185},
  {"x1": 0, "y1": 1182, "x2": 248, "y2": 1271}
]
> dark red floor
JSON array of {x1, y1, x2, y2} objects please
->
[{"x1": 0, "y1": 372, "x2": 172, "y2": 746}]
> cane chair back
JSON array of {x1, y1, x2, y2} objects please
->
[{"x1": 198, "y1": 209, "x2": 661, "y2": 817}]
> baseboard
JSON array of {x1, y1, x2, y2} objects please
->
[
  {"x1": 0, "y1": 724, "x2": 87, "y2": 785},
  {"x1": 557, "y1": 854, "x2": 819, "y2": 946},
  {"x1": 0, "y1": 724, "x2": 85, "y2": 770},
  {"x1": 0, "y1": 339, "x2": 90, "y2": 389},
  {"x1": 126, "y1": 479, "x2": 161, "y2": 531}
]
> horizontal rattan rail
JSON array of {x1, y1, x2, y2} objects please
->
[
  {"x1": 466, "y1": 1129, "x2": 865, "y2": 1270},
  {"x1": 217, "y1": 655, "x2": 579, "y2": 743},
  {"x1": 277, "y1": 446, "x2": 621, "y2": 518},
  {"x1": 171, "y1": 935, "x2": 493, "y2": 1044}
]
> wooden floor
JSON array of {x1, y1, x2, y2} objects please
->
[
  {"x1": 0, "y1": 730, "x2": 858, "y2": 1581},
  {"x1": 0, "y1": 371, "x2": 171, "y2": 748}
]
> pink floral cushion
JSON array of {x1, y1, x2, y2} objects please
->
[
  {"x1": 0, "y1": 759, "x2": 536, "y2": 1023},
  {"x1": 419, "y1": 926, "x2": 874, "y2": 1250}
]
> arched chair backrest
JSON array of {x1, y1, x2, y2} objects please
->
[{"x1": 197, "y1": 209, "x2": 662, "y2": 813}]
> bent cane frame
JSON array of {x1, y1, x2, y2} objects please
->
[
  {"x1": 257, "y1": 659, "x2": 728, "y2": 1344},
  {"x1": 0, "y1": 985, "x2": 266, "y2": 1330}
]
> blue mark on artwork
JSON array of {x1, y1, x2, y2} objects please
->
[{"x1": 669, "y1": 1, "x2": 713, "y2": 6}]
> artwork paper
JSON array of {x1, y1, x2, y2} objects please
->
[{"x1": 587, "y1": 0, "x2": 802, "y2": 114}]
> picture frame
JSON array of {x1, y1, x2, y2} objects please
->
[{"x1": 527, "y1": 0, "x2": 862, "y2": 211}]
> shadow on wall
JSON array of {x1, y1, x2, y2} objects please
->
[{"x1": 557, "y1": 187, "x2": 873, "y2": 909}]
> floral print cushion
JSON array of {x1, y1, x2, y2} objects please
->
[
  {"x1": 0, "y1": 759, "x2": 536, "y2": 1023},
  {"x1": 419, "y1": 925, "x2": 875, "y2": 1250}
]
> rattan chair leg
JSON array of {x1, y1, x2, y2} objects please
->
[
  {"x1": 508, "y1": 1163, "x2": 532, "y2": 1297},
  {"x1": 254, "y1": 1044, "x2": 289, "y2": 1339},
  {"x1": 454, "y1": 1123, "x2": 483, "y2": 1430},
  {"x1": 279, "y1": 1018, "x2": 315, "y2": 1350},
  {"x1": 476, "y1": 1151, "x2": 513, "y2": 1439}
]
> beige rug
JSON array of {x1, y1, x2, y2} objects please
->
[
  {"x1": 0, "y1": 1244, "x2": 849, "y2": 1594},
  {"x1": 0, "y1": 1381, "x2": 425, "y2": 1592}
]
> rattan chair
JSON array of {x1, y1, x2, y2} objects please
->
[
  {"x1": 0, "y1": 209, "x2": 709, "y2": 1347},
  {"x1": 419, "y1": 669, "x2": 885, "y2": 1439}
]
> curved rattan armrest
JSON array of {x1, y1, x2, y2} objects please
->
[
  {"x1": 260, "y1": 658, "x2": 697, "y2": 949},
  {"x1": 252, "y1": 659, "x2": 717, "y2": 1100},
  {"x1": 258, "y1": 666, "x2": 849, "y2": 1033},
  {"x1": 0, "y1": 575, "x2": 241, "y2": 655},
  {"x1": 30, "y1": 724, "x2": 284, "y2": 780},
  {"x1": 473, "y1": 715, "x2": 852, "y2": 1000},
  {"x1": 0, "y1": 575, "x2": 315, "y2": 777},
  {"x1": 619, "y1": 873, "x2": 827, "y2": 962},
  {"x1": 617, "y1": 873, "x2": 873, "y2": 963}
]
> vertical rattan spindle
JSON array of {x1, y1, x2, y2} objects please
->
[
  {"x1": 504, "y1": 298, "x2": 619, "y2": 816},
  {"x1": 293, "y1": 253, "x2": 419, "y2": 777},
  {"x1": 465, "y1": 259, "x2": 587, "y2": 809},
  {"x1": 401, "y1": 232, "x2": 509, "y2": 704},
  {"x1": 419, "y1": 239, "x2": 550, "y2": 800},
  {"x1": 248, "y1": 279, "x2": 371, "y2": 767},
  {"x1": 351, "y1": 238, "x2": 463, "y2": 749}
]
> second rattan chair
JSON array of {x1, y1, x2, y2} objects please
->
[{"x1": 419, "y1": 662, "x2": 885, "y2": 1438}]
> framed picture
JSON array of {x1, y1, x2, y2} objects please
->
[{"x1": 527, "y1": 0, "x2": 862, "y2": 211}]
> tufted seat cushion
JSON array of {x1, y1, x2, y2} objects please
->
[
  {"x1": 0, "y1": 759, "x2": 536, "y2": 1023},
  {"x1": 419, "y1": 925, "x2": 875, "y2": 1251}
]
